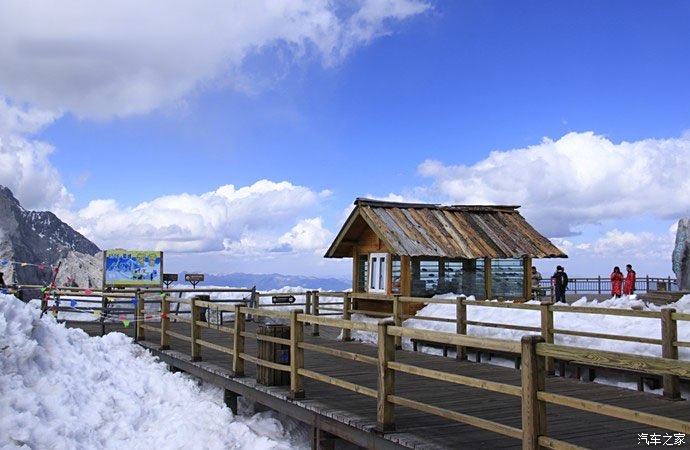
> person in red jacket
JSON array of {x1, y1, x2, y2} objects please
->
[
  {"x1": 623, "y1": 264, "x2": 637, "y2": 295},
  {"x1": 611, "y1": 266, "x2": 624, "y2": 298}
]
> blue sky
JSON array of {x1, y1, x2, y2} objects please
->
[{"x1": 1, "y1": 1, "x2": 690, "y2": 278}]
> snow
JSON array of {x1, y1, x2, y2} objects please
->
[
  {"x1": 0, "y1": 294, "x2": 308, "y2": 449},
  {"x1": 350, "y1": 293, "x2": 690, "y2": 361}
]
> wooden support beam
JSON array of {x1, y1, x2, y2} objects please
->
[
  {"x1": 312, "y1": 292, "x2": 320, "y2": 337},
  {"x1": 456, "y1": 296, "x2": 467, "y2": 360},
  {"x1": 484, "y1": 258, "x2": 492, "y2": 300},
  {"x1": 386, "y1": 254, "x2": 393, "y2": 295},
  {"x1": 400, "y1": 255, "x2": 411, "y2": 297},
  {"x1": 521, "y1": 335, "x2": 546, "y2": 450},
  {"x1": 232, "y1": 304, "x2": 245, "y2": 377},
  {"x1": 223, "y1": 389, "x2": 239, "y2": 414},
  {"x1": 352, "y1": 247, "x2": 359, "y2": 293},
  {"x1": 342, "y1": 293, "x2": 352, "y2": 341},
  {"x1": 190, "y1": 296, "x2": 201, "y2": 361},
  {"x1": 160, "y1": 294, "x2": 170, "y2": 350},
  {"x1": 540, "y1": 301, "x2": 555, "y2": 375},
  {"x1": 393, "y1": 295, "x2": 402, "y2": 349},
  {"x1": 136, "y1": 291, "x2": 145, "y2": 341},
  {"x1": 290, "y1": 309, "x2": 305, "y2": 399},
  {"x1": 524, "y1": 257, "x2": 532, "y2": 300},
  {"x1": 376, "y1": 318, "x2": 396, "y2": 433},
  {"x1": 661, "y1": 308, "x2": 681, "y2": 400}
]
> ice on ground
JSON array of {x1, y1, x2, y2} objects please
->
[{"x1": 0, "y1": 294, "x2": 307, "y2": 449}]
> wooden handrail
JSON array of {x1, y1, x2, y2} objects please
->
[
  {"x1": 536, "y1": 342, "x2": 690, "y2": 378},
  {"x1": 387, "y1": 325, "x2": 522, "y2": 354}
]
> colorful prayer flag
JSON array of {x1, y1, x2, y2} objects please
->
[
  {"x1": 84, "y1": 289, "x2": 93, "y2": 295},
  {"x1": 70, "y1": 300, "x2": 77, "y2": 307},
  {"x1": 92, "y1": 310, "x2": 101, "y2": 317},
  {"x1": 123, "y1": 320, "x2": 130, "y2": 328},
  {"x1": 119, "y1": 314, "x2": 126, "y2": 320}
]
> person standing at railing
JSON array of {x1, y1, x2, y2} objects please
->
[
  {"x1": 611, "y1": 266, "x2": 624, "y2": 298},
  {"x1": 551, "y1": 266, "x2": 568, "y2": 303},
  {"x1": 623, "y1": 264, "x2": 636, "y2": 296}
]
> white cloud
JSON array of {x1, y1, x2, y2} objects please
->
[
  {"x1": 278, "y1": 217, "x2": 331, "y2": 252},
  {"x1": 0, "y1": 99, "x2": 71, "y2": 209},
  {"x1": 70, "y1": 179, "x2": 328, "y2": 254},
  {"x1": 418, "y1": 131, "x2": 690, "y2": 237},
  {"x1": 0, "y1": 0, "x2": 428, "y2": 119}
]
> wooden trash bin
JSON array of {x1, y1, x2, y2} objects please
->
[
  {"x1": 193, "y1": 294, "x2": 210, "y2": 322},
  {"x1": 257, "y1": 324, "x2": 290, "y2": 386}
]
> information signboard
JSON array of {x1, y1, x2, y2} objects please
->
[{"x1": 104, "y1": 250, "x2": 163, "y2": 287}]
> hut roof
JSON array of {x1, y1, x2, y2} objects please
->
[{"x1": 325, "y1": 198, "x2": 567, "y2": 259}]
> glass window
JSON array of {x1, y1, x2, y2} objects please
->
[{"x1": 357, "y1": 255, "x2": 368, "y2": 293}]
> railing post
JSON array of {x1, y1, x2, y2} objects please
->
[
  {"x1": 100, "y1": 295, "x2": 107, "y2": 337},
  {"x1": 312, "y1": 291, "x2": 320, "y2": 337},
  {"x1": 305, "y1": 290, "x2": 312, "y2": 317},
  {"x1": 190, "y1": 296, "x2": 201, "y2": 361},
  {"x1": 646, "y1": 275, "x2": 650, "y2": 292},
  {"x1": 136, "y1": 291, "x2": 144, "y2": 341},
  {"x1": 342, "y1": 293, "x2": 352, "y2": 341},
  {"x1": 597, "y1": 276, "x2": 602, "y2": 295},
  {"x1": 232, "y1": 304, "x2": 245, "y2": 377},
  {"x1": 456, "y1": 295, "x2": 467, "y2": 360},
  {"x1": 540, "y1": 301, "x2": 555, "y2": 375},
  {"x1": 661, "y1": 308, "x2": 681, "y2": 400},
  {"x1": 393, "y1": 295, "x2": 402, "y2": 349},
  {"x1": 290, "y1": 309, "x2": 305, "y2": 399},
  {"x1": 521, "y1": 335, "x2": 546, "y2": 450},
  {"x1": 376, "y1": 318, "x2": 395, "y2": 433},
  {"x1": 160, "y1": 294, "x2": 170, "y2": 350}
]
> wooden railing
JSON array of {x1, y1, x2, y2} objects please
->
[
  {"x1": 537, "y1": 276, "x2": 679, "y2": 295},
  {"x1": 340, "y1": 292, "x2": 690, "y2": 400},
  {"x1": 149, "y1": 295, "x2": 690, "y2": 450}
]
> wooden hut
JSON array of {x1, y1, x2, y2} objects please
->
[{"x1": 325, "y1": 198, "x2": 566, "y2": 313}]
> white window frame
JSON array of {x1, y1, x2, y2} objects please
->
[{"x1": 368, "y1": 252, "x2": 388, "y2": 293}]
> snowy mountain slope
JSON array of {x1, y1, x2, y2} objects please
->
[{"x1": 0, "y1": 294, "x2": 308, "y2": 449}]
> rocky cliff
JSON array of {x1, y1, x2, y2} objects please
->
[
  {"x1": 673, "y1": 218, "x2": 690, "y2": 291},
  {"x1": 0, "y1": 186, "x2": 101, "y2": 286}
]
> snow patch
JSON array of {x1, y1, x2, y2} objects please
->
[{"x1": 0, "y1": 294, "x2": 307, "y2": 449}]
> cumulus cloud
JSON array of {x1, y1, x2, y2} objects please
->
[
  {"x1": 0, "y1": 99, "x2": 71, "y2": 209},
  {"x1": 70, "y1": 180, "x2": 328, "y2": 254},
  {"x1": 418, "y1": 131, "x2": 690, "y2": 237},
  {"x1": 277, "y1": 217, "x2": 331, "y2": 252},
  {"x1": 0, "y1": 0, "x2": 428, "y2": 119}
]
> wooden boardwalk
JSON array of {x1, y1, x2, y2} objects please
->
[{"x1": 69, "y1": 319, "x2": 690, "y2": 450}]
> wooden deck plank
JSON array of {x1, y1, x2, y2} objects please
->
[{"x1": 66, "y1": 320, "x2": 690, "y2": 450}]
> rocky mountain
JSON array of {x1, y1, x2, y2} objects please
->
[{"x1": 0, "y1": 185, "x2": 101, "y2": 286}]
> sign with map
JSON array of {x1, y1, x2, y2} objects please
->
[{"x1": 104, "y1": 250, "x2": 163, "y2": 287}]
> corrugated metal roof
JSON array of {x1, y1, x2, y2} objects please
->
[{"x1": 325, "y1": 198, "x2": 567, "y2": 259}]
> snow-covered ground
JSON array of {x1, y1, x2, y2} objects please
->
[
  {"x1": 0, "y1": 293, "x2": 309, "y2": 449},
  {"x1": 350, "y1": 293, "x2": 690, "y2": 359}
]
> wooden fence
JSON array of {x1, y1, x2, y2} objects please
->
[{"x1": 144, "y1": 295, "x2": 690, "y2": 450}]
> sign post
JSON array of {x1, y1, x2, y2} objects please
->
[
  {"x1": 185, "y1": 273, "x2": 204, "y2": 289},
  {"x1": 163, "y1": 273, "x2": 178, "y2": 288}
]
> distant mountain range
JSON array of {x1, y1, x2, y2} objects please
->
[
  {"x1": 183, "y1": 272, "x2": 350, "y2": 291},
  {"x1": 0, "y1": 185, "x2": 102, "y2": 286}
]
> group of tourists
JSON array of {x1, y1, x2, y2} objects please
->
[
  {"x1": 530, "y1": 263, "x2": 637, "y2": 303},
  {"x1": 610, "y1": 264, "x2": 636, "y2": 298}
]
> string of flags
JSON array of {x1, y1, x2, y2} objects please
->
[{"x1": 0, "y1": 259, "x2": 57, "y2": 272}]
